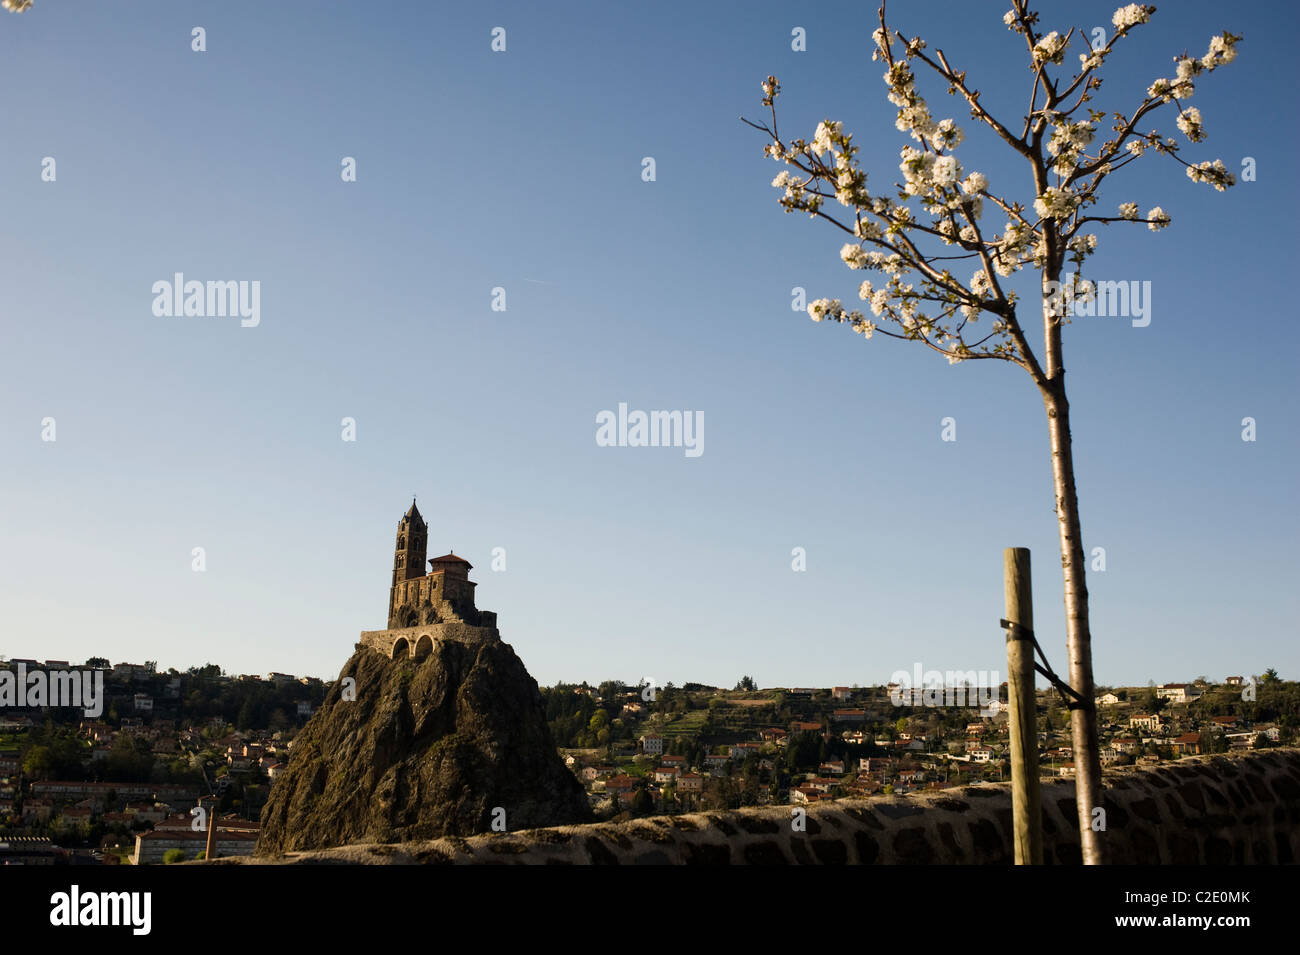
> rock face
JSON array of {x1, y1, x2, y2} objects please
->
[{"x1": 256, "y1": 638, "x2": 590, "y2": 855}]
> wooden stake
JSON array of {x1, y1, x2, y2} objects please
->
[
  {"x1": 1004, "y1": 547, "x2": 1043, "y2": 865},
  {"x1": 204, "y1": 800, "x2": 218, "y2": 862}
]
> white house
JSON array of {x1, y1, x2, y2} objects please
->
[{"x1": 1154, "y1": 683, "x2": 1201, "y2": 704}]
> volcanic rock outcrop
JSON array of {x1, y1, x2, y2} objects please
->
[{"x1": 256, "y1": 637, "x2": 591, "y2": 855}]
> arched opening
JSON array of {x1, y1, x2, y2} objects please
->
[
  {"x1": 390, "y1": 638, "x2": 410, "y2": 660},
  {"x1": 413, "y1": 634, "x2": 434, "y2": 662}
]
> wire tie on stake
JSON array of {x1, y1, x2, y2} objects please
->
[{"x1": 1000, "y1": 618, "x2": 1093, "y2": 712}]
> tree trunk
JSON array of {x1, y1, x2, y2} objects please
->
[{"x1": 1041, "y1": 381, "x2": 1105, "y2": 864}]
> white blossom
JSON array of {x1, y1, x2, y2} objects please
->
[
  {"x1": 1203, "y1": 33, "x2": 1238, "y2": 69},
  {"x1": 1146, "y1": 206, "x2": 1170, "y2": 230},
  {"x1": 1034, "y1": 185, "x2": 1079, "y2": 220},
  {"x1": 841, "y1": 243, "x2": 871, "y2": 269},
  {"x1": 812, "y1": 120, "x2": 842, "y2": 156},
  {"x1": 1068, "y1": 233, "x2": 1097, "y2": 254},
  {"x1": 1033, "y1": 32, "x2": 1068, "y2": 65},
  {"x1": 1186, "y1": 158, "x2": 1234, "y2": 191},
  {"x1": 1176, "y1": 107, "x2": 1205, "y2": 142},
  {"x1": 1112, "y1": 4, "x2": 1151, "y2": 31},
  {"x1": 1047, "y1": 121, "x2": 1095, "y2": 157},
  {"x1": 1169, "y1": 56, "x2": 1198, "y2": 98},
  {"x1": 931, "y1": 154, "x2": 962, "y2": 187},
  {"x1": 854, "y1": 218, "x2": 882, "y2": 240},
  {"x1": 807, "y1": 298, "x2": 842, "y2": 322},
  {"x1": 896, "y1": 104, "x2": 936, "y2": 142},
  {"x1": 932, "y1": 118, "x2": 964, "y2": 150},
  {"x1": 1119, "y1": 202, "x2": 1139, "y2": 219},
  {"x1": 884, "y1": 62, "x2": 917, "y2": 107}
]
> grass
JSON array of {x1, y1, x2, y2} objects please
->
[{"x1": 660, "y1": 711, "x2": 709, "y2": 737}]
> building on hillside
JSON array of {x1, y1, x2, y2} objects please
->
[
  {"x1": 677, "y1": 772, "x2": 703, "y2": 794},
  {"x1": 730, "y1": 742, "x2": 761, "y2": 761},
  {"x1": 359, "y1": 501, "x2": 501, "y2": 661},
  {"x1": 130, "y1": 828, "x2": 257, "y2": 865},
  {"x1": 0, "y1": 837, "x2": 62, "y2": 865},
  {"x1": 1129, "y1": 713, "x2": 1163, "y2": 733},
  {"x1": 1154, "y1": 683, "x2": 1202, "y2": 704}
]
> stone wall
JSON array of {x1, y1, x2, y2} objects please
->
[
  {"x1": 359, "y1": 623, "x2": 500, "y2": 660},
  {"x1": 233, "y1": 748, "x2": 1300, "y2": 864}
]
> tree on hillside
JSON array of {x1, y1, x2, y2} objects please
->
[{"x1": 744, "y1": 2, "x2": 1241, "y2": 863}]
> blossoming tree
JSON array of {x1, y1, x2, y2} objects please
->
[{"x1": 745, "y1": 2, "x2": 1240, "y2": 864}]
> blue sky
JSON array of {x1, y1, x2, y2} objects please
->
[{"x1": 1, "y1": 1, "x2": 1295, "y2": 690}]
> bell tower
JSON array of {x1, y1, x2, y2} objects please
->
[{"x1": 388, "y1": 499, "x2": 427, "y2": 627}]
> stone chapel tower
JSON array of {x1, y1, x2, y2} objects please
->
[
  {"x1": 363, "y1": 500, "x2": 499, "y2": 657},
  {"x1": 388, "y1": 499, "x2": 427, "y2": 627}
]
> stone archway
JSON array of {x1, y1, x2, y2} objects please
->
[
  {"x1": 390, "y1": 637, "x2": 410, "y2": 660},
  {"x1": 413, "y1": 634, "x2": 434, "y2": 662}
]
